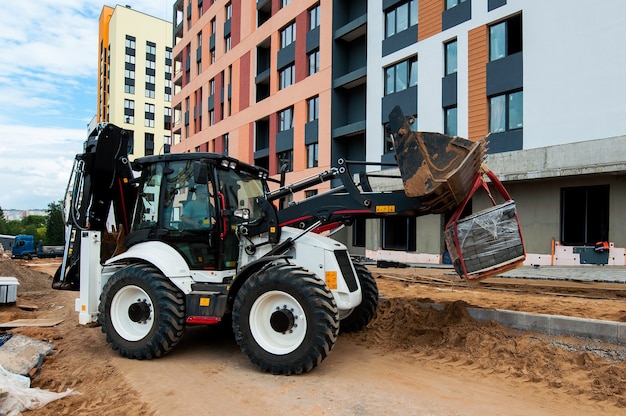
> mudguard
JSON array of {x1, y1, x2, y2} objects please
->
[{"x1": 104, "y1": 241, "x2": 196, "y2": 294}]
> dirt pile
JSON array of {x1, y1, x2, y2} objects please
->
[
  {"x1": 348, "y1": 296, "x2": 626, "y2": 407},
  {"x1": 0, "y1": 259, "x2": 53, "y2": 293},
  {"x1": 0, "y1": 259, "x2": 152, "y2": 415}
]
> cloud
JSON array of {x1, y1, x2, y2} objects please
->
[
  {"x1": 0, "y1": 124, "x2": 85, "y2": 210},
  {"x1": 0, "y1": 1, "x2": 171, "y2": 210}
]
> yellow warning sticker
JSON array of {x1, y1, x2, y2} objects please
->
[
  {"x1": 375, "y1": 205, "x2": 396, "y2": 213},
  {"x1": 199, "y1": 298, "x2": 210, "y2": 307},
  {"x1": 325, "y1": 271, "x2": 338, "y2": 290}
]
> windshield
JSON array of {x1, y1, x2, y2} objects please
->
[{"x1": 216, "y1": 168, "x2": 265, "y2": 224}]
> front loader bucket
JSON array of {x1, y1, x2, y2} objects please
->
[{"x1": 388, "y1": 106, "x2": 487, "y2": 213}]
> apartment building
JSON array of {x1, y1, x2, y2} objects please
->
[
  {"x1": 171, "y1": 0, "x2": 330, "y2": 198},
  {"x1": 97, "y1": 5, "x2": 173, "y2": 158},
  {"x1": 171, "y1": 0, "x2": 626, "y2": 267}
]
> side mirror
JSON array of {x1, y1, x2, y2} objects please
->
[{"x1": 193, "y1": 161, "x2": 209, "y2": 184}]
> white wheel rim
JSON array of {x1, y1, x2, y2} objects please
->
[
  {"x1": 249, "y1": 290, "x2": 307, "y2": 355},
  {"x1": 110, "y1": 285, "x2": 154, "y2": 342}
]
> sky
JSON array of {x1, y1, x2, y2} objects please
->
[{"x1": 0, "y1": 1, "x2": 173, "y2": 211}]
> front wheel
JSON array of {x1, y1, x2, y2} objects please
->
[
  {"x1": 99, "y1": 265, "x2": 186, "y2": 359},
  {"x1": 339, "y1": 262, "x2": 378, "y2": 333},
  {"x1": 232, "y1": 263, "x2": 339, "y2": 375}
]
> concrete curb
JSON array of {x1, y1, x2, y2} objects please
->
[{"x1": 416, "y1": 302, "x2": 626, "y2": 346}]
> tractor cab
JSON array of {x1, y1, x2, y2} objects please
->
[{"x1": 127, "y1": 153, "x2": 270, "y2": 272}]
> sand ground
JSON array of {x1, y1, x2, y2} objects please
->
[{"x1": 1, "y1": 258, "x2": 625, "y2": 415}]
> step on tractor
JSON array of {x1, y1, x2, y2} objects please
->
[{"x1": 53, "y1": 106, "x2": 499, "y2": 375}]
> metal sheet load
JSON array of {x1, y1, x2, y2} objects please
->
[{"x1": 444, "y1": 169, "x2": 526, "y2": 280}]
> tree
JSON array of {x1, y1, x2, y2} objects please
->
[
  {"x1": 46, "y1": 201, "x2": 65, "y2": 245},
  {"x1": 0, "y1": 206, "x2": 7, "y2": 234}
]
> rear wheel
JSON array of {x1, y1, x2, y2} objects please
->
[
  {"x1": 339, "y1": 262, "x2": 378, "y2": 333},
  {"x1": 99, "y1": 265, "x2": 185, "y2": 359},
  {"x1": 232, "y1": 263, "x2": 339, "y2": 375}
]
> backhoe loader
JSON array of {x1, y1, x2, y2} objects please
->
[{"x1": 52, "y1": 106, "x2": 519, "y2": 374}]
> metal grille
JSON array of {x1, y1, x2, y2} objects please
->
[{"x1": 334, "y1": 250, "x2": 358, "y2": 292}]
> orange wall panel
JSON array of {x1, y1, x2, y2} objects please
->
[
  {"x1": 239, "y1": 51, "x2": 250, "y2": 111},
  {"x1": 295, "y1": 11, "x2": 308, "y2": 83},
  {"x1": 468, "y1": 25, "x2": 488, "y2": 142},
  {"x1": 232, "y1": 0, "x2": 241, "y2": 46},
  {"x1": 418, "y1": 0, "x2": 442, "y2": 41}
]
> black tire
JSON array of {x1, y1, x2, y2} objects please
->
[
  {"x1": 339, "y1": 262, "x2": 379, "y2": 333},
  {"x1": 99, "y1": 265, "x2": 186, "y2": 359},
  {"x1": 232, "y1": 263, "x2": 339, "y2": 375}
]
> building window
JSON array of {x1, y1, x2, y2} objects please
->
[
  {"x1": 445, "y1": 39, "x2": 457, "y2": 75},
  {"x1": 145, "y1": 103, "x2": 155, "y2": 128},
  {"x1": 489, "y1": 90, "x2": 523, "y2": 133},
  {"x1": 225, "y1": 35, "x2": 231, "y2": 52},
  {"x1": 309, "y1": 4, "x2": 320, "y2": 30},
  {"x1": 490, "y1": 14, "x2": 522, "y2": 61},
  {"x1": 124, "y1": 99, "x2": 134, "y2": 124},
  {"x1": 125, "y1": 35, "x2": 136, "y2": 50},
  {"x1": 306, "y1": 143, "x2": 318, "y2": 168},
  {"x1": 125, "y1": 54, "x2": 136, "y2": 65},
  {"x1": 223, "y1": 133, "x2": 229, "y2": 155},
  {"x1": 307, "y1": 96, "x2": 319, "y2": 122},
  {"x1": 281, "y1": 0, "x2": 292, "y2": 8},
  {"x1": 280, "y1": 22, "x2": 296, "y2": 49},
  {"x1": 124, "y1": 83, "x2": 135, "y2": 94},
  {"x1": 445, "y1": 0, "x2": 466, "y2": 10},
  {"x1": 209, "y1": 110, "x2": 214, "y2": 126},
  {"x1": 146, "y1": 42, "x2": 156, "y2": 57},
  {"x1": 308, "y1": 49, "x2": 319, "y2": 75},
  {"x1": 384, "y1": 57, "x2": 417, "y2": 95},
  {"x1": 561, "y1": 185, "x2": 609, "y2": 246},
  {"x1": 164, "y1": 135, "x2": 171, "y2": 153},
  {"x1": 352, "y1": 218, "x2": 366, "y2": 247},
  {"x1": 144, "y1": 133, "x2": 154, "y2": 156},
  {"x1": 277, "y1": 150, "x2": 293, "y2": 172},
  {"x1": 164, "y1": 47, "x2": 172, "y2": 102},
  {"x1": 382, "y1": 217, "x2": 416, "y2": 251},
  {"x1": 164, "y1": 107, "x2": 171, "y2": 130},
  {"x1": 225, "y1": 2, "x2": 232, "y2": 20},
  {"x1": 385, "y1": 0, "x2": 418, "y2": 38},
  {"x1": 278, "y1": 107, "x2": 294, "y2": 132},
  {"x1": 124, "y1": 36, "x2": 136, "y2": 95},
  {"x1": 164, "y1": 77, "x2": 172, "y2": 102},
  {"x1": 305, "y1": 190, "x2": 318, "y2": 198},
  {"x1": 145, "y1": 39, "x2": 156, "y2": 100},
  {"x1": 210, "y1": 17, "x2": 216, "y2": 34},
  {"x1": 444, "y1": 106, "x2": 457, "y2": 137},
  {"x1": 279, "y1": 64, "x2": 295, "y2": 90},
  {"x1": 124, "y1": 75, "x2": 135, "y2": 94}
]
